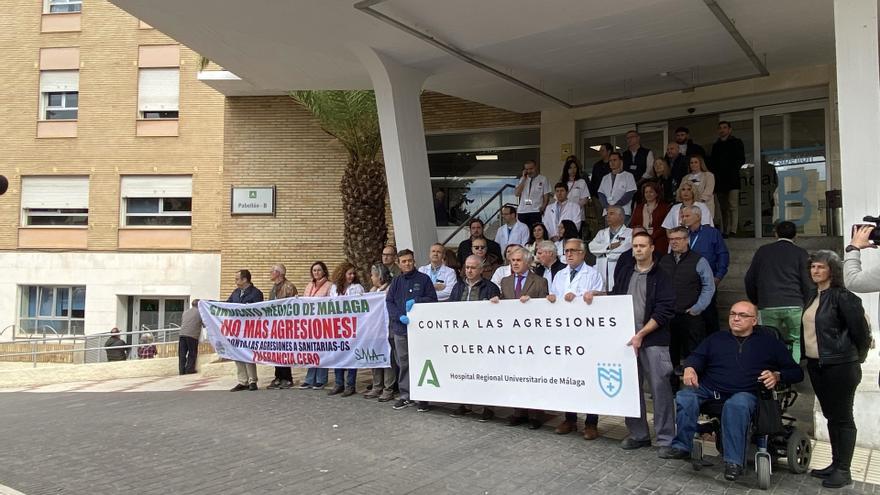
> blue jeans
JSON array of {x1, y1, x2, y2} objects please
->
[
  {"x1": 304, "y1": 367, "x2": 328, "y2": 387},
  {"x1": 671, "y1": 384, "x2": 757, "y2": 466},
  {"x1": 334, "y1": 368, "x2": 357, "y2": 388}
]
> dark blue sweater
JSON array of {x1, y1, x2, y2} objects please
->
[
  {"x1": 684, "y1": 326, "x2": 803, "y2": 395},
  {"x1": 386, "y1": 269, "x2": 438, "y2": 336}
]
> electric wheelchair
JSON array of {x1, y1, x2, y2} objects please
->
[{"x1": 686, "y1": 327, "x2": 811, "y2": 489}]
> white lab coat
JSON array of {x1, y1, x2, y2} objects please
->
[
  {"x1": 661, "y1": 202, "x2": 714, "y2": 230},
  {"x1": 597, "y1": 171, "x2": 637, "y2": 215},
  {"x1": 418, "y1": 264, "x2": 458, "y2": 301},
  {"x1": 543, "y1": 200, "x2": 583, "y2": 239},
  {"x1": 490, "y1": 264, "x2": 512, "y2": 289},
  {"x1": 550, "y1": 263, "x2": 605, "y2": 297},
  {"x1": 494, "y1": 221, "x2": 530, "y2": 253},
  {"x1": 588, "y1": 226, "x2": 633, "y2": 292}
]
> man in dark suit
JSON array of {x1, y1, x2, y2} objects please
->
[
  {"x1": 490, "y1": 246, "x2": 549, "y2": 429},
  {"x1": 533, "y1": 240, "x2": 566, "y2": 287}
]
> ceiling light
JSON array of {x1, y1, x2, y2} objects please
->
[
  {"x1": 590, "y1": 145, "x2": 602, "y2": 152},
  {"x1": 475, "y1": 154, "x2": 498, "y2": 161}
]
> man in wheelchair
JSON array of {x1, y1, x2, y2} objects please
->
[{"x1": 658, "y1": 301, "x2": 803, "y2": 481}]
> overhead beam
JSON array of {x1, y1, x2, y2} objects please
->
[{"x1": 702, "y1": 0, "x2": 770, "y2": 76}]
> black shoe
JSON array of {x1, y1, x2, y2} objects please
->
[
  {"x1": 278, "y1": 380, "x2": 293, "y2": 389},
  {"x1": 417, "y1": 402, "x2": 431, "y2": 412},
  {"x1": 229, "y1": 384, "x2": 248, "y2": 392},
  {"x1": 620, "y1": 437, "x2": 651, "y2": 450},
  {"x1": 658, "y1": 447, "x2": 690, "y2": 459},
  {"x1": 392, "y1": 399, "x2": 415, "y2": 410},
  {"x1": 266, "y1": 379, "x2": 282, "y2": 390},
  {"x1": 450, "y1": 405, "x2": 471, "y2": 417},
  {"x1": 298, "y1": 382, "x2": 312, "y2": 390},
  {"x1": 327, "y1": 385, "x2": 344, "y2": 396},
  {"x1": 341, "y1": 387, "x2": 355, "y2": 397},
  {"x1": 822, "y1": 469, "x2": 853, "y2": 488},
  {"x1": 811, "y1": 463, "x2": 836, "y2": 479},
  {"x1": 248, "y1": 383, "x2": 258, "y2": 391},
  {"x1": 528, "y1": 418, "x2": 543, "y2": 430},
  {"x1": 506, "y1": 415, "x2": 529, "y2": 427},
  {"x1": 723, "y1": 462, "x2": 743, "y2": 481},
  {"x1": 478, "y1": 408, "x2": 495, "y2": 422}
]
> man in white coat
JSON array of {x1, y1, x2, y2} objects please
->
[
  {"x1": 597, "y1": 151, "x2": 637, "y2": 219},
  {"x1": 547, "y1": 237, "x2": 605, "y2": 438},
  {"x1": 544, "y1": 182, "x2": 584, "y2": 240},
  {"x1": 589, "y1": 205, "x2": 633, "y2": 292},
  {"x1": 495, "y1": 205, "x2": 530, "y2": 254},
  {"x1": 490, "y1": 244, "x2": 520, "y2": 288},
  {"x1": 418, "y1": 243, "x2": 458, "y2": 301}
]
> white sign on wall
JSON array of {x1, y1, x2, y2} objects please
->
[
  {"x1": 407, "y1": 296, "x2": 640, "y2": 416},
  {"x1": 231, "y1": 186, "x2": 275, "y2": 215}
]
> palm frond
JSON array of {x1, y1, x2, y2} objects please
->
[{"x1": 290, "y1": 90, "x2": 381, "y2": 163}]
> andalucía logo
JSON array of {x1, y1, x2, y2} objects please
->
[
  {"x1": 418, "y1": 359, "x2": 440, "y2": 387},
  {"x1": 597, "y1": 362, "x2": 622, "y2": 398}
]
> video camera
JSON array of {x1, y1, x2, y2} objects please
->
[{"x1": 854, "y1": 216, "x2": 880, "y2": 243}]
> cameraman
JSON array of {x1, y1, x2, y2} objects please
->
[
  {"x1": 844, "y1": 225, "x2": 880, "y2": 293},
  {"x1": 844, "y1": 225, "x2": 879, "y2": 387}
]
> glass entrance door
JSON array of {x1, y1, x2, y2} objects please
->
[
  {"x1": 756, "y1": 104, "x2": 828, "y2": 236},
  {"x1": 132, "y1": 297, "x2": 188, "y2": 352}
]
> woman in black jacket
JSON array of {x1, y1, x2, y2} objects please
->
[{"x1": 802, "y1": 250, "x2": 872, "y2": 488}]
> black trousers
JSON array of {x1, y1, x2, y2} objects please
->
[
  {"x1": 702, "y1": 294, "x2": 719, "y2": 334},
  {"x1": 669, "y1": 312, "x2": 706, "y2": 367},
  {"x1": 178, "y1": 336, "x2": 199, "y2": 375},
  {"x1": 808, "y1": 359, "x2": 861, "y2": 471},
  {"x1": 274, "y1": 366, "x2": 293, "y2": 381},
  {"x1": 517, "y1": 212, "x2": 543, "y2": 230}
]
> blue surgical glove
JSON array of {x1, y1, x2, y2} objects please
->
[
  {"x1": 399, "y1": 315, "x2": 410, "y2": 325},
  {"x1": 405, "y1": 299, "x2": 415, "y2": 312}
]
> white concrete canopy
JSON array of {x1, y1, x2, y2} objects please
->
[{"x1": 112, "y1": 0, "x2": 835, "y2": 113}]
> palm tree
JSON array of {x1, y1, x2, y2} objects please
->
[{"x1": 290, "y1": 90, "x2": 388, "y2": 284}]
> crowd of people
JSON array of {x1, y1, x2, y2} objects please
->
[{"x1": 177, "y1": 124, "x2": 875, "y2": 488}]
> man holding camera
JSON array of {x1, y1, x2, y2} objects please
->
[{"x1": 844, "y1": 225, "x2": 879, "y2": 386}]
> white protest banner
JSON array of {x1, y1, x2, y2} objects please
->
[
  {"x1": 199, "y1": 292, "x2": 390, "y2": 368},
  {"x1": 407, "y1": 296, "x2": 640, "y2": 416}
]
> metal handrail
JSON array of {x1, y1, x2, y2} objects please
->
[
  {"x1": 440, "y1": 183, "x2": 516, "y2": 246},
  {"x1": 0, "y1": 324, "x2": 13, "y2": 337}
]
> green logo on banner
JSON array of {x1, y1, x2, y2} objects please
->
[
  {"x1": 418, "y1": 359, "x2": 439, "y2": 387},
  {"x1": 248, "y1": 191, "x2": 257, "y2": 198}
]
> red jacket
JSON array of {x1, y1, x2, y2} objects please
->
[{"x1": 630, "y1": 201, "x2": 671, "y2": 253}]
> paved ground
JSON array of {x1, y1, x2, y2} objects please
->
[{"x1": 0, "y1": 375, "x2": 878, "y2": 495}]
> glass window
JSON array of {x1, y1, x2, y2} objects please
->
[
  {"x1": 124, "y1": 197, "x2": 191, "y2": 227},
  {"x1": 19, "y1": 286, "x2": 86, "y2": 335},
  {"x1": 44, "y1": 91, "x2": 78, "y2": 120},
  {"x1": 48, "y1": 0, "x2": 82, "y2": 13},
  {"x1": 24, "y1": 208, "x2": 88, "y2": 226}
]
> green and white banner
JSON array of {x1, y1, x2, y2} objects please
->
[{"x1": 407, "y1": 296, "x2": 640, "y2": 415}]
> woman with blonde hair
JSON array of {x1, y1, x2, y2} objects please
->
[
  {"x1": 661, "y1": 181, "x2": 713, "y2": 230},
  {"x1": 684, "y1": 155, "x2": 716, "y2": 217}
]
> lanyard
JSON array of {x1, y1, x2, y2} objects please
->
[
  {"x1": 430, "y1": 266, "x2": 441, "y2": 283},
  {"x1": 689, "y1": 232, "x2": 700, "y2": 250}
]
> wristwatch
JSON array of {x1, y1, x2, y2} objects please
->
[{"x1": 845, "y1": 245, "x2": 861, "y2": 253}]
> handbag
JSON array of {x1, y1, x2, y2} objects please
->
[{"x1": 754, "y1": 388, "x2": 784, "y2": 435}]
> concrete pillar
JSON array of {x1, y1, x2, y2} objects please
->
[
  {"x1": 351, "y1": 45, "x2": 435, "y2": 264},
  {"x1": 828, "y1": 0, "x2": 880, "y2": 448}
]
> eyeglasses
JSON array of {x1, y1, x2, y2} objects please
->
[
  {"x1": 563, "y1": 249, "x2": 584, "y2": 254},
  {"x1": 728, "y1": 312, "x2": 756, "y2": 319}
]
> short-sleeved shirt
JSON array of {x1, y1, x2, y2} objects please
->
[{"x1": 518, "y1": 174, "x2": 550, "y2": 214}]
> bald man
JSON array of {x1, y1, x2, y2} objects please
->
[{"x1": 660, "y1": 301, "x2": 803, "y2": 482}]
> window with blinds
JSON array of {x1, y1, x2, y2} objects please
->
[
  {"x1": 20, "y1": 176, "x2": 89, "y2": 226},
  {"x1": 46, "y1": 0, "x2": 82, "y2": 13},
  {"x1": 39, "y1": 71, "x2": 79, "y2": 120},
  {"x1": 121, "y1": 175, "x2": 192, "y2": 227},
  {"x1": 138, "y1": 68, "x2": 179, "y2": 119}
]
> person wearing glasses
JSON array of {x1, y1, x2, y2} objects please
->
[
  {"x1": 380, "y1": 245, "x2": 401, "y2": 279},
  {"x1": 659, "y1": 227, "x2": 715, "y2": 374},
  {"x1": 456, "y1": 218, "x2": 503, "y2": 266},
  {"x1": 471, "y1": 237, "x2": 501, "y2": 283},
  {"x1": 660, "y1": 301, "x2": 803, "y2": 482},
  {"x1": 548, "y1": 238, "x2": 604, "y2": 439}
]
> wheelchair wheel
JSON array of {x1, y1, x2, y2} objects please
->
[
  {"x1": 756, "y1": 455, "x2": 771, "y2": 490},
  {"x1": 785, "y1": 429, "x2": 812, "y2": 474}
]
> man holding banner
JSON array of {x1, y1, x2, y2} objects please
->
[
  {"x1": 607, "y1": 232, "x2": 676, "y2": 451},
  {"x1": 548, "y1": 238, "x2": 605, "y2": 439},
  {"x1": 227, "y1": 269, "x2": 264, "y2": 391},
  {"x1": 491, "y1": 246, "x2": 549, "y2": 429},
  {"x1": 386, "y1": 249, "x2": 438, "y2": 411}
]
